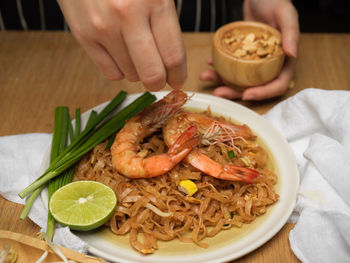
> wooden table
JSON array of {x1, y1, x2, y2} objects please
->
[{"x1": 1, "y1": 31, "x2": 350, "y2": 262}]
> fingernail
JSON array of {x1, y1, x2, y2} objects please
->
[
  {"x1": 284, "y1": 40, "x2": 297, "y2": 58},
  {"x1": 288, "y1": 47, "x2": 297, "y2": 58}
]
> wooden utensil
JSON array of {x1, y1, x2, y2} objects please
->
[{"x1": 0, "y1": 230, "x2": 105, "y2": 263}]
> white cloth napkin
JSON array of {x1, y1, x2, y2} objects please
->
[
  {"x1": 264, "y1": 88, "x2": 350, "y2": 263},
  {"x1": 0, "y1": 133, "x2": 88, "y2": 253},
  {"x1": 1, "y1": 88, "x2": 350, "y2": 262}
]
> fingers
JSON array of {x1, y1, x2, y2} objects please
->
[
  {"x1": 116, "y1": 5, "x2": 165, "y2": 91},
  {"x1": 274, "y1": 1, "x2": 300, "y2": 58},
  {"x1": 151, "y1": 1, "x2": 187, "y2": 90},
  {"x1": 213, "y1": 87, "x2": 242, "y2": 100},
  {"x1": 242, "y1": 57, "x2": 296, "y2": 100},
  {"x1": 200, "y1": 1, "x2": 299, "y2": 101},
  {"x1": 59, "y1": 0, "x2": 186, "y2": 91},
  {"x1": 57, "y1": 0, "x2": 123, "y2": 81},
  {"x1": 199, "y1": 69, "x2": 222, "y2": 83},
  {"x1": 117, "y1": 0, "x2": 186, "y2": 91},
  {"x1": 201, "y1": 57, "x2": 296, "y2": 101},
  {"x1": 79, "y1": 37, "x2": 124, "y2": 81},
  {"x1": 201, "y1": 54, "x2": 296, "y2": 101},
  {"x1": 199, "y1": 68, "x2": 241, "y2": 100},
  {"x1": 101, "y1": 29, "x2": 140, "y2": 82}
]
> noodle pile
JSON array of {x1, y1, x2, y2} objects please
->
[{"x1": 74, "y1": 113, "x2": 279, "y2": 255}]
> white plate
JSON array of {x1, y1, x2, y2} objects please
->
[{"x1": 41, "y1": 91, "x2": 299, "y2": 263}]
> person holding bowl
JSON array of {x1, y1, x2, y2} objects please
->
[{"x1": 57, "y1": 0, "x2": 299, "y2": 101}]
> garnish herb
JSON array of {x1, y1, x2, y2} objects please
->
[
  {"x1": 74, "y1": 108, "x2": 81, "y2": 139},
  {"x1": 227, "y1": 150, "x2": 235, "y2": 159},
  {"x1": 20, "y1": 107, "x2": 70, "y2": 221},
  {"x1": 105, "y1": 134, "x2": 116, "y2": 150},
  {"x1": 46, "y1": 107, "x2": 90, "y2": 239},
  {"x1": 46, "y1": 106, "x2": 71, "y2": 240}
]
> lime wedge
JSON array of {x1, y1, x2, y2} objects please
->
[{"x1": 49, "y1": 181, "x2": 117, "y2": 231}]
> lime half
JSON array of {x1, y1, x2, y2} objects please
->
[{"x1": 49, "y1": 180, "x2": 117, "y2": 231}]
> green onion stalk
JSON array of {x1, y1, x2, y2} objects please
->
[
  {"x1": 46, "y1": 108, "x2": 83, "y2": 240},
  {"x1": 20, "y1": 107, "x2": 70, "y2": 221},
  {"x1": 18, "y1": 91, "x2": 156, "y2": 203},
  {"x1": 46, "y1": 107, "x2": 71, "y2": 239}
]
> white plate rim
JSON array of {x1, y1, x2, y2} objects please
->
[{"x1": 41, "y1": 91, "x2": 299, "y2": 263}]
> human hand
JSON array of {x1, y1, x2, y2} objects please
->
[
  {"x1": 200, "y1": 0, "x2": 299, "y2": 100},
  {"x1": 57, "y1": 0, "x2": 187, "y2": 91}
]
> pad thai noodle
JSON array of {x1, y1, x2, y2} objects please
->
[{"x1": 74, "y1": 90, "x2": 279, "y2": 254}]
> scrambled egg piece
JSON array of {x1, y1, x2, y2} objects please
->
[{"x1": 178, "y1": 180, "x2": 198, "y2": 196}]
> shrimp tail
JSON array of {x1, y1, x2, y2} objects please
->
[
  {"x1": 168, "y1": 125, "x2": 200, "y2": 155},
  {"x1": 185, "y1": 150, "x2": 259, "y2": 183},
  {"x1": 223, "y1": 165, "x2": 260, "y2": 183}
]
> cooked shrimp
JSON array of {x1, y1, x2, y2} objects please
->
[
  {"x1": 163, "y1": 111, "x2": 259, "y2": 183},
  {"x1": 111, "y1": 90, "x2": 199, "y2": 178}
]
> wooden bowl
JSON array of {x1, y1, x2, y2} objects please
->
[{"x1": 212, "y1": 21, "x2": 285, "y2": 89}]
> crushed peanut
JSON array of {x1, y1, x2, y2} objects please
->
[
  {"x1": 222, "y1": 29, "x2": 282, "y2": 60},
  {"x1": 240, "y1": 156, "x2": 252, "y2": 167}
]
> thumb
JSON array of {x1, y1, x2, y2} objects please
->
[{"x1": 275, "y1": 1, "x2": 300, "y2": 58}]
